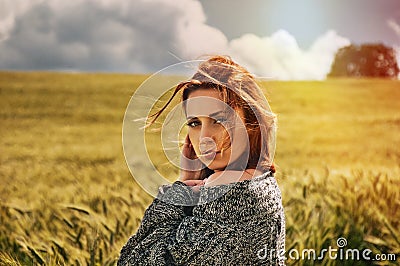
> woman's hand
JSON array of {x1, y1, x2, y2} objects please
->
[
  {"x1": 178, "y1": 135, "x2": 203, "y2": 182},
  {"x1": 182, "y1": 179, "x2": 206, "y2": 192}
]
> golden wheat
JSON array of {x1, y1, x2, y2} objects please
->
[{"x1": 0, "y1": 72, "x2": 399, "y2": 265}]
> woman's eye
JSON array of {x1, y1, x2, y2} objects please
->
[
  {"x1": 214, "y1": 117, "x2": 227, "y2": 124},
  {"x1": 186, "y1": 121, "x2": 200, "y2": 128}
]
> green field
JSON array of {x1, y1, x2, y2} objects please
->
[{"x1": 0, "y1": 72, "x2": 399, "y2": 265}]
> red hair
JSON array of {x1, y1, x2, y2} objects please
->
[{"x1": 148, "y1": 55, "x2": 276, "y2": 178}]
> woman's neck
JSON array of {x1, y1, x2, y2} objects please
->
[{"x1": 204, "y1": 168, "x2": 263, "y2": 187}]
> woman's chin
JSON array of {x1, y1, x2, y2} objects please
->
[{"x1": 203, "y1": 160, "x2": 227, "y2": 172}]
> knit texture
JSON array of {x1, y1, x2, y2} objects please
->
[{"x1": 118, "y1": 171, "x2": 285, "y2": 265}]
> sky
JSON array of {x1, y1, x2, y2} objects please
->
[{"x1": 0, "y1": 0, "x2": 399, "y2": 80}]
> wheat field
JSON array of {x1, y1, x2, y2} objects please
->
[{"x1": 0, "y1": 72, "x2": 399, "y2": 265}]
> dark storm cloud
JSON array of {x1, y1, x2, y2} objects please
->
[
  {"x1": 0, "y1": 0, "x2": 186, "y2": 72},
  {"x1": 3, "y1": 0, "x2": 392, "y2": 79}
]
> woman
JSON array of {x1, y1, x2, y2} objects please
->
[{"x1": 118, "y1": 56, "x2": 285, "y2": 265}]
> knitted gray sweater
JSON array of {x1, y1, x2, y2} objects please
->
[{"x1": 118, "y1": 171, "x2": 285, "y2": 265}]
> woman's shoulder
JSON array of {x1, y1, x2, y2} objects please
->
[
  {"x1": 200, "y1": 170, "x2": 279, "y2": 194},
  {"x1": 191, "y1": 170, "x2": 283, "y2": 224},
  {"x1": 197, "y1": 170, "x2": 282, "y2": 208}
]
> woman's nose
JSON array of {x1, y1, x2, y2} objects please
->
[
  {"x1": 199, "y1": 121, "x2": 219, "y2": 139},
  {"x1": 199, "y1": 137, "x2": 216, "y2": 153},
  {"x1": 199, "y1": 123, "x2": 211, "y2": 139}
]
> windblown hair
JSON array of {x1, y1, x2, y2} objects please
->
[{"x1": 148, "y1": 55, "x2": 277, "y2": 178}]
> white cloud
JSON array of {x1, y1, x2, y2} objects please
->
[
  {"x1": 224, "y1": 30, "x2": 350, "y2": 80},
  {"x1": 308, "y1": 30, "x2": 352, "y2": 78},
  {"x1": 0, "y1": 0, "x2": 351, "y2": 79},
  {"x1": 387, "y1": 18, "x2": 400, "y2": 78},
  {"x1": 387, "y1": 18, "x2": 400, "y2": 37},
  {"x1": 0, "y1": 12, "x2": 14, "y2": 42},
  {"x1": 176, "y1": 22, "x2": 228, "y2": 59},
  {"x1": 0, "y1": 0, "x2": 44, "y2": 41}
]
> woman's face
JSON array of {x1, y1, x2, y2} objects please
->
[{"x1": 185, "y1": 88, "x2": 249, "y2": 172}]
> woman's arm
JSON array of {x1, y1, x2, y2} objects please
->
[
  {"x1": 166, "y1": 175, "x2": 285, "y2": 265},
  {"x1": 117, "y1": 181, "x2": 197, "y2": 266},
  {"x1": 118, "y1": 174, "x2": 285, "y2": 266},
  {"x1": 166, "y1": 213, "x2": 284, "y2": 265}
]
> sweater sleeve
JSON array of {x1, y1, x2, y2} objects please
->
[
  {"x1": 118, "y1": 174, "x2": 285, "y2": 266},
  {"x1": 117, "y1": 181, "x2": 197, "y2": 266},
  {"x1": 166, "y1": 215, "x2": 283, "y2": 265},
  {"x1": 166, "y1": 176, "x2": 285, "y2": 265}
]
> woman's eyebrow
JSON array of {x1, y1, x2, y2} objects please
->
[{"x1": 186, "y1": 110, "x2": 226, "y2": 120}]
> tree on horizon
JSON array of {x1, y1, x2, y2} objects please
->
[{"x1": 328, "y1": 43, "x2": 399, "y2": 78}]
